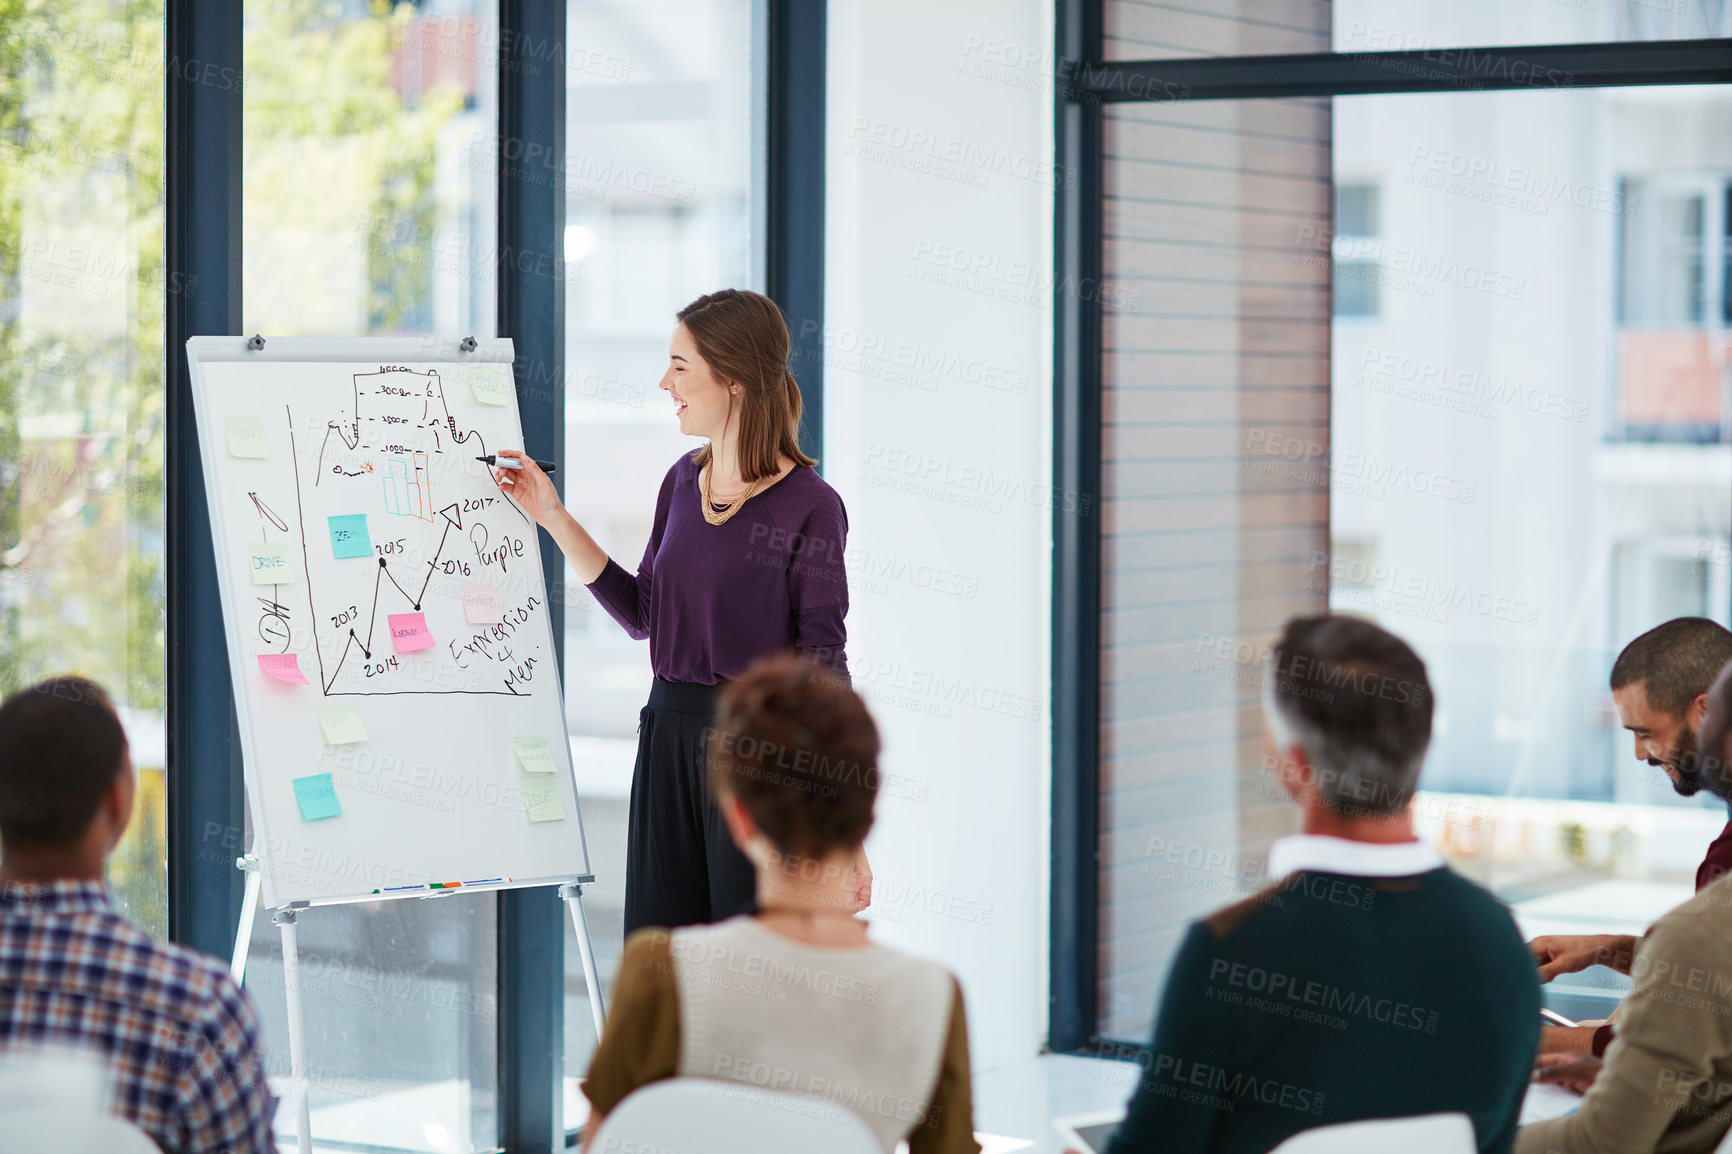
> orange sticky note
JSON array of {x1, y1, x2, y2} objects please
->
[
  {"x1": 388, "y1": 612, "x2": 435, "y2": 652},
  {"x1": 258, "y1": 653, "x2": 309, "y2": 685}
]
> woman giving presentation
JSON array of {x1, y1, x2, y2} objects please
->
[{"x1": 493, "y1": 288, "x2": 855, "y2": 934}]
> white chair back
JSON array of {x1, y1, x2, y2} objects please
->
[
  {"x1": 590, "y1": 1077, "x2": 883, "y2": 1154},
  {"x1": 0, "y1": 1045, "x2": 109, "y2": 1115},
  {"x1": 1712, "y1": 1114, "x2": 1732, "y2": 1154},
  {"x1": 0, "y1": 1109, "x2": 161, "y2": 1153},
  {"x1": 1270, "y1": 1111, "x2": 1477, "y2": 1154}
]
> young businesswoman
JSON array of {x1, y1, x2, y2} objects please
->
[{"x1": 494, "y1": 288, "x2": 858, "y2": 934}]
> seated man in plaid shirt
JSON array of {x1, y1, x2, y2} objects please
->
[{"x1": 0, "y1": 676, "x2": 276, "y2": 1153}]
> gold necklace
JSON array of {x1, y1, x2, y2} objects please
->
[{"x1": 701, "y1": 463, "x2": 762, "y2": 526}]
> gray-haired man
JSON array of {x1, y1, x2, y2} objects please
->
[{"x1": 1101, "y1": 615, "x2": 1539, "y2": 1154}]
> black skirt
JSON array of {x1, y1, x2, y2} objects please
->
[{"x1": 622, "y1": 678, "x2": 756, "y2": 935}]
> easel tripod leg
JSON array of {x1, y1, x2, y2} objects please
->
[
  {"x1": 275, "y1": 909, "x2": 314, "y2": 1154},
  {"x1": 562, "y1": 883, "x2": 607, "y2": 1039},
  {"x1": 232, "y1": 863, "x2": 262, "y2": 985}
]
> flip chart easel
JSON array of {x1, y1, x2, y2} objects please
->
[{"x1": 186, "y1": 335, "x2": 606, "y2": 1154}]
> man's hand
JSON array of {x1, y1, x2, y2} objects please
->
[
  {"x1": 1540, "y1": 1024, "x2": 1600, "y2": 1055},
  {"x1": 1529, "y1": 933, "x2": 1637, "y2": 980},
  {"x1": 1534, "y1": 1052, "x2": 1602, "y2": 1095}
]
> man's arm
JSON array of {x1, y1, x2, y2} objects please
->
[
  {"x1": 1102, "y1": 924, "x2": 1233, "y2": 1154},
  {"x1": 176, "y1": 981, "x2": 278, "y2": 1154},
  {"x1": 1517, "y1": 919, "x2": 1732, "y2": 1154},
  {"x1": 1529, "y1": 933, "x2": 1637, "y2": 980}
]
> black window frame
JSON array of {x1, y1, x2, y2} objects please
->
[{"x1": 1048, "y1": 0, "x2": 1732, "y2": 1055}]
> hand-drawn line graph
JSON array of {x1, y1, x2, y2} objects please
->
[{"x1": 283, "y1": 367, "x2": 541, "y2": 699}]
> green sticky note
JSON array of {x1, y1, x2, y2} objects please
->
[
  {"x1": 225, "y1": 417, "x2": 269, "y2": 459},
  {"x1": 327, "y1": 514, "x2": 372, "y2": 559},
  {"x1": 521, "y1": 778, "x2": 564, "y2": 823},
  {"x1": 469, "y1": 364, "x2": 513, "y2": 406},
  {"x1": 512, "y1": 735, "x2": 556, "y2": 774},
  {"x1": 247, "y1": 542, "x2": 293, "y2": 585},
  {"x1": 293, "y1": 773, "x2": 343, "y2": 821},
  {"x1": 317, "y1": 703, "x2": 368, "y2": 745}
]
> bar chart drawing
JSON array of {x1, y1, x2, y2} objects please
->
[{"x1": 381, "y1": 452, "x2": 434, "y2": 521}]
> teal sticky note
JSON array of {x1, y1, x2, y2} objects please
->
[
  {"x1": 293, "y1": 773, "x2": 343, "y2": 821},
  {"x1": 328, "y1": 514, "x2": 372, "y2": 559}
]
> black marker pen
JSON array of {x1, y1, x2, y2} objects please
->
[{"x1": 477, "y1": 454, "x2": 558, "y2": 473}]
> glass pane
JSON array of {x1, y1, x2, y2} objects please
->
[
  {"x1": 1335, "y1": 0, "x2": 1731, "y2": 51},
  {"x1": 246, "y1": 893, "x2": 499, "y2": 1152},
  {"x1": 1097, "y1": 95, "x2": 1332, "y2": 1042},
  {"x1": 0, "y1": 4, "x2": 167, "y2": 934},
  {"x1": 243, "y1": 1, "x2": 497, "y2": 337},
  {"x1": 559, "y1": 0, "x2": 762, "y2": 1130},
  {"x1": 1332, "y1": 84, "x2": 1732, "y2": 1021},
  {"x1": 241, "y1": 5, "x2": 500, "y2": 1147},
  {"x1": 1104, "y1": 0, "x2": 1730, "y2": 61}
]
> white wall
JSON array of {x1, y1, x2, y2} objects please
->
[{"x1": 825, "y1": 0, "x2": 1055, "y2": 1072}]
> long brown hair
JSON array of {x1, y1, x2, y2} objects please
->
[{"x1": 677, "y1": 289, "x2": 816, "y2": 481}]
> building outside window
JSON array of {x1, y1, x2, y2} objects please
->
[{"x1": 1332, "y1": 182, "x2": 1380, "y2": 319}]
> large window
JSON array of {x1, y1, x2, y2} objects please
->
[
  {"x1": 240, "y1": 4, "x2": 501, "y2": 1148},
  {"x1": 1065, "y1": 0, "x2": 1732, "y2": 1049},
  {"x1": 0, "y1": 3, "x2": 167, "y2": 935},
  {"x1": 5, "y1": 0, "x2": 793, "y2": 1142},
  {"x1": 1331, "y1": 83, "x2": 1732, "y2": 1023},
  {"x1": 555, "y1": 0, "x2": 764, "y2": 1130}
]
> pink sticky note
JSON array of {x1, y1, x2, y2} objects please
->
[
  {"x1": 388, "y1": 612, "x2": 436, "y2": 652},
  {"x1": 462, "y1": 583, "x2": 503, "y2": 624},
  {"x1": 258, "y1": 653, "x2": 309, "y2": 685}
]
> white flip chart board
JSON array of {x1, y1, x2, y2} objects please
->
[{"x1": 187, "y1": 337, "x2": 591, "y2": 908}]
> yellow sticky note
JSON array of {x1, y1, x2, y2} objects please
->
[
  {"x1": 248, "y1": 543, "x2": 293, "y2": 585},
  {"x1": 317, "y1": 703, "x2": 368, "y2": 745},
  {"x1": 469, "y1": 364, "x2": 513, "y2": 406},
  {"x1": 521, "y1": 779, "x2": 564, "y2": 823},
  {"x1": 226, "y1": 417, "x2": 268, "y2": 459},
  {"x1": 512, "y1": 735, "x2": 556, "y2": 774}
]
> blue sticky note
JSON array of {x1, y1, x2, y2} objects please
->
[
  {"x1": 293, "y1": 773, "x2": 343, "y2": 821},
  {"x1": 327, "y1": 514, "x2": 372, "y2": 560}
]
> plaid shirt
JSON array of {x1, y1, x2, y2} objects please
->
[{"x1": 0, "y1": 879, "x2": 277, "y2": 1153}]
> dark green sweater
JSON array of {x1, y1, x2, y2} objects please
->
[{"x1": 1103, "y1": 867, "x2": 1540, "y2": 1154}]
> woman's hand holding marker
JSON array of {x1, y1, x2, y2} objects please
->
[{"x1": 493, "y1": 449, "x2": 561, "y2": 526}]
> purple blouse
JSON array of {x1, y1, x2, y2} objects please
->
[{"x1": 587, "y1": 452, "x2": 850, "y2": 684}]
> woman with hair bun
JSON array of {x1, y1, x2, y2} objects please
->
[
  {"x1": 494, "y1": 289, "x2": 857, "y2": 933},
  {"x1": 580, "y1": 654, "x2": 978, "y2": 1154}
]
